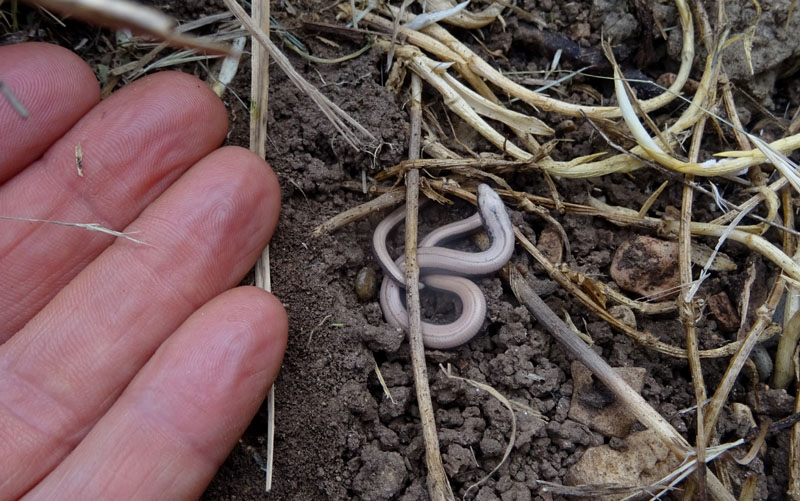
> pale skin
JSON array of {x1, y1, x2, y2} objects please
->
[{"x1": 0, "y1": 42, "x2": 288, "y2": 499}]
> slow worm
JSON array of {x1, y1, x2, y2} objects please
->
[{"x1": 373, "y1": 184, "x2": 514, "y2": 349}]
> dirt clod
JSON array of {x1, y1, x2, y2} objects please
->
[
  {"x1": 536, "y1": 225, "x2": 564, "y2": 264},
  {"x1": 568, "y1": 361, "x2": 646, "y2": 438},
  {"x1": 351, "y1": 447, "x2": 408, "y2": 501},
  {"x1": 708, "y1": 291, "x2": 740, "y2": 332},
  {"x1": 565, "y1": 429, "x2": 681, "y2": 501}
]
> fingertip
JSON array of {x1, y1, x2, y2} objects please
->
[
  {"x1": 204, "y1": 286, "x2": 287, "y2": 383},
  {"x1": 232, "y1": 285, "x2": 289, "y2": 371},
  {"x1": 0, "y1": 42, "x2": 99, "y2": 179},
  {"x1": 160, "y1": 285, "x2": 287, "y2": 410},
  {"x1": 135, "y1": 71, "x2": 229, "y2": 142},
  {"x1": 212, "y1": 145, "x2": 281, "y2": 219},
  {"x1": 2, "y1": 42, "x2": 99, "y2": 100},
  {"x1": 176, "y1": 146, "x2": 281, "y2": 257}
]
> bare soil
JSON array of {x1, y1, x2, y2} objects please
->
[{"x1": 6, "y1": 0, "x2": 800, "y2": 499}]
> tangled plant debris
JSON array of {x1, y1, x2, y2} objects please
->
[{"x1": 11, "y1": 0, "x2": 800, "y2": 499}]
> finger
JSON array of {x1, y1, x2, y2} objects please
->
[
  {"x1": 0, "y1": 147, "x2": 280, "y2": 499},
  {"x1": 0, "y1": 70, "x2": 228, "y2": 337},
  {"x1": 26, "y1": 287, "x2": 287, "y2": 500},
  {"x1": 0, "y1": 42, "x2": 99, "y2": 182}
]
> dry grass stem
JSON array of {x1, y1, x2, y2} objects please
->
[
  {"x1": 384, "y1": 0, "x2": 412, "y2": 73},
  {"x1": 0, "y1": 216, "x2": 147, "y2": 244},
  {"x1": 738, "y1": 475, "x2": 758, "y2": 501},
  {"x1": 110, "y1": 12, "x2": 235, "y2": 79},
  {"x1": 679, "y1": 114, "x2": 708, "y2": 497},
  {"x1": 511, "y1": 224, "x2": 773, "y2": 359},
  {"x1": 423, "y1": 0, "x2": 504, "y2": 29},
  {"x1": 537, "y1": 480, "x2": 669, "y2": 498},
  {"x1": 374, "y1": 362, "x2": 396, "y2": 404},
  {"x1": 388, "y1": 44, "x2": 534, "y2": 160},
  {"x1": 597, "y1": 281, "x2": 677, "y2": 315},
  {"x1": 777, "y1": 195, "x2": 800, "y2": 389},
  {"x1": 376, "y1": 157, "x2": 537, "y2": 181},
  {"x1": 380, "y1": 0, "x2": 694, "y2": 118},
  {"x1": 682, "y1": 195, "x2": 758, "y2": 303},
  {"x1": 211, "y1": 35, "x2": 246, "y2": 96},
  {"x1": 312, "y1": 188, "x2": 406, "y2": 237},
  {"x1": 709, "y1": 178, "x2": 785, "y2": 228},
  {"x1": 345, "y1": 3, "x2": 800, "y2": 178},
  {"x1": 638, "y1": 180, "x2": 670, "y2": 218},
  {"x1": 583, "y1": 195, "x2": 800, "y2": 285},
  {"x1": 611, "y1": 49, "x2": 800, "y2": 184},
  {"x1": 790, "y1": 360, "x2": 800, "y2": 498},
  {"x1": 441, "y1": 70, "x2": 553, "y2": 135},
  {"x1": 403, "y1": 0, "x2": 470, "y2": 31},
  {"x1": 663, "y1": 220, "x2": 800, "y2": 283},
  {"x1": 628, "y1": 440, "x2": 744, "y2": 501},
  {"x1": 243, "y1": 0, "x2": 274, "y2": 491},
  {"x1": 224, "y1": 0, "x2": 374, "y2": 150},
  {"x1": 403, "y1": 75, "x2": 454, "y2": 501},
  {"x1": 308, "y1": 2, "x2": 800, "y2": 497},
  {"x1": 733, "y1": 422, "x2": 770, "y2": 466},
  {"x1": 721, "y1": 78, "x2": 752, "y2": 151},
  {"x1": 773, "y1": 309, "x2": 800, "y2": 389},
  {"x1": 28, "y1": 0, "x2": 234, "y2": 54},
  {"x1": 305, "y1": 314, "x2": 332, "y2": 347}
]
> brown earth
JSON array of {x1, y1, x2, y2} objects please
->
[{"x1": 5, "y1": 0, "x2": 800, "y2": 499}]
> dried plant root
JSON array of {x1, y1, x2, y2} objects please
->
[
  {"x1": 424, "y1": 0, "x2": 505, "y2": 29},
  {"x1": 586, "y1": 195, "x2": 800, "y2": 283},
  {"x1": 312, "y1": 188, "x2": 405, "y2": 236},
  {"x1": 661, "y1": 220, "x2": 800, "y2": 283},
  {"x1": 392, "y1": 44, "x2": 538, "y2": 159},
  {"x1": 377, "y1": 0, "x2": 695, "y2": 119},
  {"x1": 702, "y1": 280, "x2": 785, "y2": 440},
  {"x1": 511, "y1": 225, "x2": 779, "y2": 359},
  {"x1": 441, "y1": 364, "x2": 521, "y2": 497},
  {"x1": 351, "y1": 5, "x2": 800, "y2": 178},
  {"x1": 773, "y1": 309, "x2": 800, "y2": 389}
]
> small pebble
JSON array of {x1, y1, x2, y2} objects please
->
[
  {"x1": 750, "y1": 344, "x2": 773, "y2": 382},
  {"x1": 731, "y1": 403, "x2": 756, "y2": 431},
  {"x1": 610, "y1": 236, "x2": 679, "y2": 301},
  {"x1": 555, "y1": 119, "x2": 577, "y2": 134},
  {"x1": 355, "y1": 267, "x2": 378, "y2": 301},
  {"x1": 471, "y1": 231, "x2": 491, "y2": 251},
  {"x1": 608, "y1": 304, "x2": 636, "y2": 330}
]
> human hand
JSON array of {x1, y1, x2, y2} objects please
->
[{"x1": 0, "y1": 42, "x2": 287, "y2": 499}]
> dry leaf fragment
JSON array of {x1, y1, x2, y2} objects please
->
[{"x1": 27, "y1": 0, "x2": 234, "y2": 55}]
